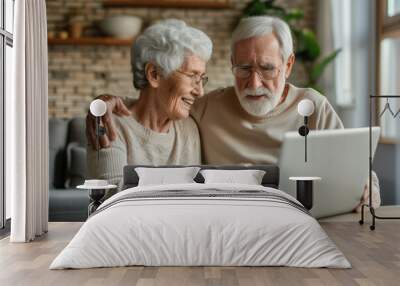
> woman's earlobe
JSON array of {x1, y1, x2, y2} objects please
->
[{"x1": 145, "y1": 63, "x2": 160, "y2": 88}]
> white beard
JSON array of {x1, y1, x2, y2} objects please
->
[{"x1": 234, "y1": 83, "x2": 284, "y2": 117}]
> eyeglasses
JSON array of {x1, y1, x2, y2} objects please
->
[
  {"x1": 176, "y1": 70, "x2": 208, "y2": 87},
  {"x1": 232, "y1": 64, "x2": 281, "y2": 81}
]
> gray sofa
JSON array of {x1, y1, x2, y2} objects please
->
[{"x1": 49, "y1": 117, "x2": 89, "y2": 221}]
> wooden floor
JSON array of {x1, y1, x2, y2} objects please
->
[{"x1": 1, "y1": 210, "x2": 400, "y2": 286}]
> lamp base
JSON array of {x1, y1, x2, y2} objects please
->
[
  {"x1": 88, "y1": 188, "x2": 106, "y2": 216},
  {"x1": 296, "y1": 180, "x2": 313, "y2": 210}
]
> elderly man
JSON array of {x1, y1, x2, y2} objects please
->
[
  {"x1": 190, "y1": 16, "x2": 342, "y2": 164},
  {"x1": 87, "y1": 16, "x2": 379, "y2": 209}
]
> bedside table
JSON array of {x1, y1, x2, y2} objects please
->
[
  {"x1": 289, "y1": 177, "x2": 321, "y2": 210},
  {"x1": 77, "y1": 184, "x2": 116, "y2": 216}
]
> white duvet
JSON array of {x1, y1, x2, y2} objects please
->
[{"x1": 50, "y1": 183, "x2": 351, "y2": 269}]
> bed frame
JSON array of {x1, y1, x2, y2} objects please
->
[{"x1": 122, "y1": 165, "x2": 279, "y2": 190}]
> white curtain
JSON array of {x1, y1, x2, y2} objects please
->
[
  {"x1": 318, "y1": 0, "x2": 374, "y2": 128},
  {"x1": 317, "y1": 0, "x2": 353, "y2": 108},
  {"x1": 7, "y1": 0, "x2": 49, "y2": 242},
  {"x1": 380, "y1": 39, "x2": 400, "y2": 139}
]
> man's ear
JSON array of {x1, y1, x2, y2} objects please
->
[
  {"x1": 284, "y1": 53, "x2": 295, "y2": 79},
  {"x1": 145, "y1": 63, "x2": 160, "y2": 88}
]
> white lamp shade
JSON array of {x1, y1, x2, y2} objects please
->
[
  {"x1": 297, "y1": 99, "x2": 315, "y2": 117},
  {"x1": 90, "y1": 99, "x2": 107, "y2": 117}
]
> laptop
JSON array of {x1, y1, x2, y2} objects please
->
[{"x1": 278, "y1": 127, "x2": 380, "y2": 218}]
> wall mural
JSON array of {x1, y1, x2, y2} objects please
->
[{"x1": 47, "y1": 0, "x2": 375, "y2": 224}]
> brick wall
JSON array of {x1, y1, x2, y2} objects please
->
[{"x1": 47, "y1": 0, "x2": 316, "y2": 118}]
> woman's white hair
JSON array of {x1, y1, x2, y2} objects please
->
[
  {"x1": 131, "y1": 19, "x2": 213, "y2": 90},
  {"x1": 231, "y1": 16, "x2": 293, "y2": 62}
]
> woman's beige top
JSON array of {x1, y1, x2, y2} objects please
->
[{"x1": 87, "y1": 115, "x2": 201, "y2": 191}]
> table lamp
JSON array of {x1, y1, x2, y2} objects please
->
[
  {"x1": 77, "y1": 99, "x2": 116, "y2": 216},
  {"x1": 297, "y1": 99, "x2": 315, "y2": 162},
  {"x1": 89, "y1": 99, "x2": 107, "y2": 160}
]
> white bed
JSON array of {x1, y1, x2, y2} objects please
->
[{"x1": 50, "y1": 183, "x2": 351, "y2": 269}]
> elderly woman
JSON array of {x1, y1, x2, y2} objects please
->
[{"x1": 87, "y1": 19, "x2": 212, "y2": 190}]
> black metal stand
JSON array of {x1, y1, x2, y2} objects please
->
[
  {"x1": 88, "y1": 189, "x2": 106, "y2": 216},
  {"x1": 358, "y1": 95, "x2": 400, "y2": 230},
  {"x1": 290, "y1": 177, "x2": 320, "y2": 210},
  {"x1": 296, "y1": 180, "x2": 313, "y2": 210},
  {"x1": 95, "y1": 117, "x2": 106, "y2": 161},
  {"x1": 298, "y1": 116, "x2": 310, "y2": 162}
]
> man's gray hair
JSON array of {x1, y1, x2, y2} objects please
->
[
  {"x1": 131, "y1": 19, "x2": 213, "y2": 90},
  {"x1": 231, "y1": 16, "x2": 293, "y2": 62}
]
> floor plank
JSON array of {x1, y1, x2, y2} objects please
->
[{"x1": 1, "y1": 214, "x2": 400, "y2": 286}]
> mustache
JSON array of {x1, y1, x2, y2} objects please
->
[{"x1": 243, "y1": 88, "x2": 273, "y2": 98}]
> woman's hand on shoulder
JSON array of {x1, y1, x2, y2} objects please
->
[{"x1": 86, "y1": 94, "x2": 132, "y2": 150}]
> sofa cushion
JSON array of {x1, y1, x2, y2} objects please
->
[
  {"x1": 49, "y1": 188, "x2": 89, "y2": 222},
  {"x1": 67, "y1": 117, "x2": 87, "y2": 147},
  {"x1": 65, "y1": 142, "x2": 87, "y2": 188},
  {"x1": 49, "y1": 118, "x2": 68, "y2": 188},
  {"x1": 64, "y1": 117, "x2": 87, "y2": 188}
]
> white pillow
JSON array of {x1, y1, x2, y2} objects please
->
[
  {"x1": 200, "y1": 169, "x2": 266, "y2": 185},
  {"x1": 135, "y1": 167, "x2": 201, "y2": 186}
]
